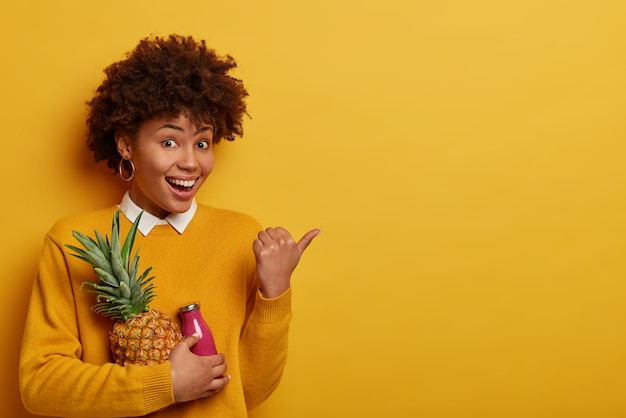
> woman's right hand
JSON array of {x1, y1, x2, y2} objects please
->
[{"x1": 169, "y1": 335, "x2": 230, "y2": 403}]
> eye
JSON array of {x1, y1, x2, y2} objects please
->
[
  {"x1": 162, "y1": 139, "x2": 177, "y2": 148},
  {"x1": 197, "y1": 140, "x2": 211, "y2": 150}
]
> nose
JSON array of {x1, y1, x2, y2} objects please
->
[{"x1": 177, "y1": 147, "x2": 200, "y2": 171}]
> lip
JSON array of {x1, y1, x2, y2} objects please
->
[{"x1": 166, "y1": 177, "x2": 198, "y2": 199}]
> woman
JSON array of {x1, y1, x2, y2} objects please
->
[{"x1": 19, "y1": 34, "x2": 318, "y2": 417}]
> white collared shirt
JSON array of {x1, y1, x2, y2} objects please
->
[{"x1": 118, "y1": 191, "x2": 197, "y2": 236}]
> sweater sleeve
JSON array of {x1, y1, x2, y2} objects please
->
[
  {"x1": 19, "y1": 233, "x2": 175, "y2": 417},
  {"x1": 238, "y1": 287, "x2": 292, "y2": 410}
]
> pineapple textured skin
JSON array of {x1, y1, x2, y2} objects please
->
[{"x1": 110, "y1": 309, "x2": 183, "y2": 366}]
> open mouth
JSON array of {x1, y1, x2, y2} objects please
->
[{"x1": 167, "y1": 178, "x2": 196, "y2": 192}]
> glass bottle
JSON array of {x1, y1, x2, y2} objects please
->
[{"x1": 179, "y1": 302, "x2": 218, "y2": 356}]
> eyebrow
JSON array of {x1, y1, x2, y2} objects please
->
[{"x1": 158, "y1": 124, "x2": 213, "y2": 136}]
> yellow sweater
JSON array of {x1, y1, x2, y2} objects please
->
[{"x1": 20, "y1": 204, "x2": 291, "y2": 417}]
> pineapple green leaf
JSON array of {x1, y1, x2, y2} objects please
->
[
  {"x1": 79, "y1": 281, "x2": 101, "y2": 291},
  {"x1": 139, "y1": 276, "x2": 156, "y2": 290},
  {"x1": 92, "y1": 267, "x2": 120, "y2": 288},
  {"x1": 111, "y1": 249, "x2": 131, "y2": 287},
  {"x1": 110, "y1": 211, "x2": 121, "y2": 266},
  {"x1": 66, "y1": 210, "x2": 158, "y2": 321},
  {"x1": 64, "y1": 247, "x2": 94, "y2": 264},
  {"x1": 119, "y1": 281, "x2": 131, "y2": 299},
  {"x1": 128, "y1": 251, "x2": 140, "y2": 282},
  {"x1": 136, "y1": 266, "x2": 154, "y2": 283},
  {"x1": 121, "y1": 211, "x2": 143, "y2": 269},
  {"x1": 94, "y1": 230, "x2": 111, "y2": 262},
  {"x1": 80, "y1": 282, "x2": 121, "y2": 298},
  {"x1": 70, "y1": 230, "x2": 108, "y2": 260},
  {"x1": 65, "y1": 243, "x2": 113, "y2": 275},
  {"x1": 92, "y1": 303, "x2": 128, "y2": 320}
]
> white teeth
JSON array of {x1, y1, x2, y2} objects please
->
[{"x1": 168, "y1": 179, "x2": 195, "y2": 188}]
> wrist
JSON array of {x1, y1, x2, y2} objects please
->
[{"x1": 259, "y1": 283, "x2": 289, "y2": 299}]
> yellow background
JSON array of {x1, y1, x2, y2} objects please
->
[{"x1": 2, "y1": 1, "x2": 625, "y2": 417}]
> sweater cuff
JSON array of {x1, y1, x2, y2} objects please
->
[
  {"x1": 141, "y1": 362, "x2": 175, "y2": 412},
  {"x1": 255, "y1": 288, "x2": 292, "y2": 323}
]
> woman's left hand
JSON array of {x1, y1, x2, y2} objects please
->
[{"x1": 253, "y1": 227, "x2": 320, "y2": 298}]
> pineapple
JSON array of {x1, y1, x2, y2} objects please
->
[{"x1": 65, "y1": 210, "x2": 183, "y2": 366}]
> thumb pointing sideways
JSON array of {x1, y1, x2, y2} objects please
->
[{"x1": 296, "y1": 229, "x2": 321, "y2": 255}]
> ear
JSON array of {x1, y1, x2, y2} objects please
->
[{"x1": 115, "y1": 132, "x2": 133, "y2": 160}]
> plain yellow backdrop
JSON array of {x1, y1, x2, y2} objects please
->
[{"x1": 2, "y1": 1, "x2": 625, "y2": 417}]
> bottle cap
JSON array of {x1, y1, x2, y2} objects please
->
[{"x1": 179, "y1": 302, "x2": 201, "y2": 313}]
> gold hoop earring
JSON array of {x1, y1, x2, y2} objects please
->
[{"x1": 119, "y1": 159, "x2": 135, "y2": 181}]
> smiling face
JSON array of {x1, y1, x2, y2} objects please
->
[{"x1": 116, "y1": 114, "x2": 214, "y2": 218}]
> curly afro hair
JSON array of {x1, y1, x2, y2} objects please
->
[{"x1": 86, "y1": 34, "x2": 248, "y2": 172}]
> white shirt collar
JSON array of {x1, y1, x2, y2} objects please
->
[{"x1": 118, "y1": 191, "x2": 197, "y2": 236}]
